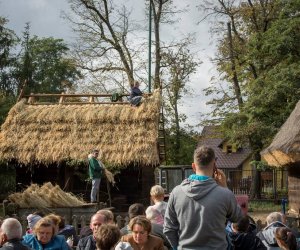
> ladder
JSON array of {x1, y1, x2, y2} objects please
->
[{"x1": 158, "y1": 106, "x2": 166, "y2": 163}]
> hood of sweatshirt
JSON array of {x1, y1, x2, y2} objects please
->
[
  {"x1": 226, "y1": 222, "x2": 265, "y2": 250},
  {"x1": 180, "y1": 177, "x2": 218, "y2": 200},
  {"x1": 261, "y1": 221, "x2": 287, "y2": 245}
]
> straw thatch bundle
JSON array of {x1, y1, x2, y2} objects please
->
[
  {"x1": 8, "y1": 182, "x2": 86, "y2": 208},
  {"x1": 0, "y1": 90, "x2": 161, "y2": 167},
  {"x1": 261, "y1": 100, "x2": 300, "y2": 167},
  {"x1": 104, "y1": 169, "x2": 115, "y2": 186}
]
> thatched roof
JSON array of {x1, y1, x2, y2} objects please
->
[
  {"x1": 0, "y1": 90, "x2": 161, "y2": 167},
  {"x1": 261, "y1": 100, "x2": 300, "y2": 167}
]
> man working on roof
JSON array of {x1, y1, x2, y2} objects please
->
[
  {"x1": 163, "y1": 146, "x2": 243, "y2": 250},
  {"x1": 88, "y1": 149, "x2": 104, "y2": 203}
]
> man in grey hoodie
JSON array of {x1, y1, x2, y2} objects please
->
[{"x1": 163, "y1": 146, "x2": 243, "y2": 250}]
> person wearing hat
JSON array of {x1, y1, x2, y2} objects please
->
[
  {"x1": 26, "y1": 214, "x2": 42, "y2": 234},
  {"x1": 88, "y1": 149, "x2": 104, "y2": 203}
]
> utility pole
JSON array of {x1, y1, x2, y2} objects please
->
[{"x1": 148, "y1": 1, "x2": 152, "y2": 93}]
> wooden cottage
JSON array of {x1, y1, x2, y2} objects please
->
[
  {"x1": 261, "y1": 100, "x2": 300, "y2": 215},
  {"x1": 0, "y1": 90, "x2": 163, "y2": 209},
  {"x1": 198, "y1": 126, "x2": 253, "y2": 194}
]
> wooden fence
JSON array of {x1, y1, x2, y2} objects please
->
[{"x1": 20, "y1": 92, "x2": 152, "y2": 105}]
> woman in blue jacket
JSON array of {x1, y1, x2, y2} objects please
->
[{"x1": 23, "y1": 217, "x2": 69, "y2": 250}]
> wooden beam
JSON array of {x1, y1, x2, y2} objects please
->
[{"x1": 27, "y1": 102, "x2": 131, "y2": 105}]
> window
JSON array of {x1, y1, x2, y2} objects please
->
[{"x1": 227, "y1": 145, "x2": 232, "y2": 153}]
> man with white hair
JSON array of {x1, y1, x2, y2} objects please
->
[
  {"x1": 0, "y1": 218, "x2": 32, "y2": 250},
  {"x1": 257, "y1": 212, "x2": 288, "y2": 250}
]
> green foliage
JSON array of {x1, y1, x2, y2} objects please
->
[
  {"x1": 15, "y1": 32, "x2": 82, "y2": 95},
  {"x1": 250, "y1": 160, "x2": 270, "y2": 171},
  {"x1": 204, "y1": 0, "x2": 300, "y2": 155},
  {"x1": 0, "y1": 92, "x2": 16, "y2": 125},
  {"x1": 276, "y1": 188, "x2": 288, "y2": 198},
  {"x1": 66, "y1": 159, "x2": 86, "y2": 167},
  {"x1": 0, "y1": 21, "x2": 82, "y2": 125},
  {"x1": 0, "y1": 17, "x2": 18, "y2": 96},
  {"x1": 165, "y1": 127, "x2": 199, "y2": 165},
  {"x1": 0, "y1": 17, "x2": 18, "y2": 125},
  {"x1": 161, "y1": 37, "x2": 201, "y2": 164},
  {"x1": 66, "y1": 159, "x2": 121, "y2": 183}
]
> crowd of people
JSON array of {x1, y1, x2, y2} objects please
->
[{"x1": 1, "y1": 146, "x2": 299, "y2": 250}]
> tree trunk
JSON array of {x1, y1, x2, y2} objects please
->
[
  {"x1": 250, "y1": 151, "x2": 262, "y2": 199},
  {"x1": 151, "y1": 0, "x2": 162, "y2": 89},
  {"x1": 173, "y1": 96, "x2": 180, "y2": 164},
  {"x1": 227, "y1": 22, "x2": 243, "y2": 110}
]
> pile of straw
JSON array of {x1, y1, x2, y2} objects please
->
[{"x1": 8, "y1": 182, "x2": 86, "y2": 208}]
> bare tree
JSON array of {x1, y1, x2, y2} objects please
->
[
  {"x1": 149, "y1": 0, "x2": 182, "y2": 89},
  {"x1": 65, "y1": 0, "x2": 140, "y2": 90}
]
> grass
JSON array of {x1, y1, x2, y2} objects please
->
[{"x1": 248, "y1": 200, "x2": 281, "y2": 212}]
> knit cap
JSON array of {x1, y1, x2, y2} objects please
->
[{"x1": 27, "y1": 214, "x2": 42, "y2": 229}]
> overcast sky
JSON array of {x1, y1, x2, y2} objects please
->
[{"x1": 0, "y1": 0, "x2": 217, "y2": 131}]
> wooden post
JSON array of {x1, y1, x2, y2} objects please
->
[
  {"x1": 59, "y1": 92, "x2": 65, "y2": 104},
  {"x1": 27, "y1": 93, "x2": 35, "y2": 104},
  {"x1": 17, "y1": 80, "x2": 28, "y2": 102},
  {"x1": 89, "y1": 96, "x2": 95, "y2": 103},
  {"x1": 106, "y1": 180, "x2": 112, "y2": 207}
]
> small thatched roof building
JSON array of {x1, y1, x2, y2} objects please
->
[
  {"x1": 0, "y1": 90, "x2": 161, "y2": 166},
  {"x1": 261, "y1": 100, "x2": 300, "y2": 215},
  {"x1": 0, "y1": 90, "x2": 162, "y2": 207},
  {"x1": 261, "y1": 100, "x2": 300, "y2": 167}
]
